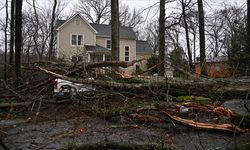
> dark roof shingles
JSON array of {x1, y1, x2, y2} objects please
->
[
  {"x1": 90, "y1": 23, "x2": 136, "y2": 39},
  {"x1": 55, "y1": 19, "x2": 136, "y2": 39},
  {"x1": 85, "y1": 44, "x2": 110, "y2": 52},
  {"x1": 136, "y1": 40, "x2": 153, "y2": 53}
]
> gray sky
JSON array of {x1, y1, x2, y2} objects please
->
[{"x1": 0, "y1": 0, "x2": 246, "y2": 21}]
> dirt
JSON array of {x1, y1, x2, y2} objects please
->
[{"x1": 1, "y1": 99, "x2": 250, "y2": 150}]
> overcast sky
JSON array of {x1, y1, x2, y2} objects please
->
[{"x1": 0, "y1": 0, "x2": 246, "y2": 21}]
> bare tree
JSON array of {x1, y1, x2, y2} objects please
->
[
  {"x1": 145, "y1": 21, "x2": 159, "y2": 54},
  {"x1": 119, "y1": 4, "x2": 144, "y2": 30},
  {"x1": 9, "y1": 0, "x2": 15, "y2": 77},
  {"x1": 187, "y1": 11, "x2": 198, "y2": 64},
  {"x1": 111, "y1": 0, "x2": 119, "y2": 63},
  {"x1": 14, "y1": 0, "x2": 23, "y2": 79},
  {"x1": 75, "y1": 0, "x2": 144, "y2": 31},
  {"x1": 4, "y1": 0, "x2": 8, "y2": 80},
  {"x1": 48, "y1": 0, "x2": 57, "y2": 60},
  {"x1": 75, "y1": 0, "x2": 111, "y2": 24},
  {"x1": 198, "y1": 0, "x2": 207, "y2": 76},
  {"x1": 158, "y1": 0, "x2": 165, "y2": 76},
  {"x1": 247, "y1": 0, "x2": 250, "y2": 75},
  {"x1": 206, "y1": 12, "x2": 227, "y2": 58},
  {"x1": 21, "y1": 0, "x2": 65, "y2": 61},
  {"x1": 181, "y1": 0, "x2": 192, "y2": 71}
]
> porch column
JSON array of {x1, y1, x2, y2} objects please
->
[
  {"x1": 102, "y1": 53, "x2": 106, "y2": 62},
  {"x1": 87, "y1": 53, "x2": 91, "y2": 62}
]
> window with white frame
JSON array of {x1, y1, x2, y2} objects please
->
[
  {"x1": 71, "y1": 34, "x2": 84, "y2": 46},
  {"x1": 125, "y1": 46, "x2": 129, "y2": 61},
  {"x1": 106, "y1": 39, "x2": 111, "y2": 49}
]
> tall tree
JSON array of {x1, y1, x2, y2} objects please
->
[
  {"x1": 181, "y1": 0, "x2": 192, "y2": 71},
  {"x1": 158, "y1": 0, "x2": 166, "y2": 76},
  {"x1": 198, "y1": 0, "x2": 207, "y2": 76},
  {"x1": 15, "y1": 0, "x2": 23, "y2": 79},
  {"x1": 9, "y1": 0, "x2": 15, "y2": 77},
  {"x1": 247, "y1": 0, "x2": 250, "y2": 76},
  {"x1": 48, "y1": 0, "x2": 57, "y2": 60},
  {"x1": 111, "y1": 0, "x2": 119, "y2": 62},
  {"x1": 4, "y1": 0, "x2": 8, "y2": 81},
  {"x1": 76, "y1": 0, "x2": 111, "y2": 24}
]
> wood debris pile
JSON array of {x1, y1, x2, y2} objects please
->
[{"x1": 0, "y1": 60, "x2": 249, "y2": 133}]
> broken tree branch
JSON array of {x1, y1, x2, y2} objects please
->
[
  {"x1": 162, "y1": 111, "x2": 248, "y2": 133},
  {"x1": 65, "y1": 58, "x2": 145, "y2": 76}
]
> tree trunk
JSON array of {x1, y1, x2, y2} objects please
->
[
  {"x1": 198, "y1": 0, "x2": 207, "y2": 76},
  {"x1": 111, "y1": 0, "x2": 119, "y2": 62},
  {"x1": 14, "y1": 0, "x2": 23, "y2": 79},
  {"x1": 181, "y1": 0, "x2": 192, "y2": 71},
  {"x1": 9, "y1": 0, "x2": 15, "y2": 78},
  {"x1": 158, "y1": 0, "x2": 165, "y2": 76},
  {"x1": 247, "y1": 0, "x2": 250, "y2": 76},
  {"x1": 48, "y1": 0, "x2": 57, "y2": 60},
  {"x1": 4, "y1": 0, "x2": 8, "y2": 81},
  {"x1": 193, "y1": 31, "x2": 196, "y2": 65}
]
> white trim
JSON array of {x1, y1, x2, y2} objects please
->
[
  {"x1": 57, "y1": 13, "x2": 97, "y2": 34},
  {"x1": 70, "y1": 33, "x2": 84, "y2": 47},
  {"x1": 106, "y1": 39, "x2": 111, "y2": 49},
  {"x1": 56, "y1": 32, "x2": 60, "y2": 58},
  {"x1": 103, "y1": 53, "x2": 106, "y2": 61},
  {"x1": 125, "y1": 46, "x2": 130, "y2": 62}
]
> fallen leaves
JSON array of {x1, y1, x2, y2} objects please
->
[{"x1": 213, "y1": 106, "x2": 236, "y2": 118}]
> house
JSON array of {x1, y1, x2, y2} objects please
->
[
  {"x1": 195, "y1": 56, "x2": 232, "y2": 78},
  {"x1": 136, "y1": 40, "x2": 154, "y2": 71},
  {"x1": 55, "y1": 13, "x2": 153, "y2": 73}
]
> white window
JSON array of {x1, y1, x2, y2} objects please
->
[
  {"x1": 71, "y1": 34, "x2": 84, "y2": 46},
  {"x1": 106, "y1": 39, "x2": 111, "y2": 49},
  {"x1": 78, "y1": 35, "x2": 83, "y2": 45},
  {"x1": 72, "y1": 35, "x2": 77, "y2": 46},
  {"x1": 125, "y1": 46, "x2": 129, "y2": 61},
  {"x1": 71, "y1": 55, "x2": 83, "y2": 63}
]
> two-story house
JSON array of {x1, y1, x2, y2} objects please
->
[{"x1": 56, "y1": 13, "x2": 153, "y2": 73}]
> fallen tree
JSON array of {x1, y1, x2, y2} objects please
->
[{"x1": 37, "y1": 66, "x2": 250, "y2": 99}]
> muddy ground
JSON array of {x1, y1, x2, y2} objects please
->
[{"x1": 1, "y1": 97, "x2": 250, "y2": 150}]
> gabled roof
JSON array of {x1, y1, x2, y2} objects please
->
[
  {"x1": 55, "y1": 14, "x2": 137, "y2": 39},
  {"x1": 56, "y1": 13, "x2": 97, "y2": 33},
  {"x1": 136, "y1": 40, "x2": 153, "y2": 53},
  {"x1": 90, "y1": 23, "x2": 136, "y2": 39}
]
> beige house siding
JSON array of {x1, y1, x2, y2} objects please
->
[
  {"x1": 96, "y1": 37, "x2": 136, "y2": 73},
  {"x1": 57, "y1": 15, "x2": 96, "y2": 60},
  {"x1": 96, "y1": 37, "x2": 110, "y2": 49}
]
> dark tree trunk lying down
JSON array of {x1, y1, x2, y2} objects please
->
[{"x1": 38, "y1": 67, "x2": 250, "y2": 100}]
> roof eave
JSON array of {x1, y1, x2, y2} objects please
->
[{"x1": 56, "y1": 13, "x2": 98, "y2": 34}]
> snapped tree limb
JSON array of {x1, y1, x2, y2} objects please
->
[
  {"x1": 162, "y1": 111, "x2": 248, "y2": 133},
  {"x1": 65, "y1": 58, "x2": 145, "y2": 76}
]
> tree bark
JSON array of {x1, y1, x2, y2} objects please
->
[
  {"x1": 158, "y1": 0, "x2": 165, "y2": 76},
  {"x1": 9, "y1": 0, "x2": 15, "y2": 78},
  {"x1": 247, "y1": 0, "x2": 250, "y2": 76},
  {"x1": 193, "y1": 31, "x2": 196, "y2": 64},
  {"x1": 48, "y1": 0, "x2": 57, "y2": 60},
  {"x1": 181, "y1": 0, "x2": 193, "y2": 71},
  {"x1": 198, "y1": 0, "x2": 207, "y2": 76},
  {"x1": 111, "y1": 0, "x2": 119, "y2": 62},
  {"x1": 4, "y1": 0, "x2": 8, "y2": 81},
  {"x1": 14, "y1": 0, "x2": 23, "y2": 79}
]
